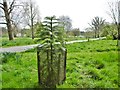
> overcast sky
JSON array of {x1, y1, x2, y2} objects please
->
[
  {"x1": 35, "y1": 0, "x2": 118, "y2": 31},
  {"x1": 0, "y1": 0, "x2": 118, "y2": 30}
]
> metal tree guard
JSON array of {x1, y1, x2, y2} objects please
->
[{"x1": 37, "y1": 44, "x2": 67, "y2": 87}]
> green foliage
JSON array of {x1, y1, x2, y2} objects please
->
[
  {"x1": 101, "y1": 23, "x2": 118, "y2": 39},
  {"x1": 36, "y1": 16, "x2": 66, "y2": 87},
  {"x1": 34, "y1": 22, "x2": 43, "y2": 38},
  {"x1": 106, "y1": 35, "x2": 113, "y2": 40},
  {"x1": 38, "y1": 16, "x2": 65, "y2": 47},
  {"x1": 2, "y1": 40, "x2": 118, "y2": 88}
]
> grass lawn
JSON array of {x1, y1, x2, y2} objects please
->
[
  {"x1": 58, "y1": 40, "x2": 118, "y2": 88},
  {"x1": 1, "y1": 37, "x2": 86, "y2": 47},
  {"x1": 1, "y1": 40, "x2": 118, "y2": 88},
  {"x1": 65, "y1": 36, "x2": 86, "y2": 41},
  {"x1": 0, "y1": 37, "x2": 38, "y2": 47}
]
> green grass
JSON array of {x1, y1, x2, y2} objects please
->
[
  {"x1": 58, "y1": 40, "x2": 118, "y2": 88},
  {"x1": 1, "y1": 40, "x2": 118, "y2": 88},
  {"x1": 1, "y1": 37, "x2": 86, "y2": 47},
  {"x1": 65, "y1": 36, "x2": 86, "y2": 41},
  {"x1": 1, "y1": 52, "x2": 38, "y2": 88},
  {"x1": 1, "y1": 37, "x2": 39, "y2": 47}
]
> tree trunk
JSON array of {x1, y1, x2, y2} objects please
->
[
  {"x1": 3, "y1": 1, "x2": 13, "y2": 40},
  {"x1": 118, "y1": 1, "x2": 120, "y2": 40},
  {"x1": 31, "y1": 17, "x2": 34, "y2": 39},
  {"x1": 31, "y1": 22, "x2": 34, "y2": 39},
  {"x1": 94, "y1": 27, "x2": 97, "y2": 38},
  {"x1": 30, "y1": 3, "x2": 34, "y2": 39},
  {"x1": 117, "y1": 1, "x2": 120, "y2": 46},
  {"x1": 118, "y1": 23, "x2": 120, "y2": 40},
  {"x1": 98, "y1": 28, "x2": 100, "y2": 38}
]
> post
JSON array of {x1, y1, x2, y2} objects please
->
[
  {"x1": 47, "y1": 49, "x2": 50, "y2": 84},
  {"x1": 37, "y1": 48, "x2": 40, "y2": 84},
  {"x1": 57, "y1": 54, "x2": 61, "y2": 84},
  {"x1": 63, "y1": 49, "x2": 67, "y2": 81}
]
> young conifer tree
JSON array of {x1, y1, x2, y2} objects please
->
[{"x1": 38, "y1": 15, "x2": 66, "y2": 87}]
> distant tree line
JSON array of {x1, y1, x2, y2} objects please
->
[
  {"x1": 0, "y1": 0, "x2": 40, "y2": 40},
  {"x1": 1, "y1": 0, "x2": 119, "y2": 41},
  {"x1": 86, "y1": 16, "x2": 118, "y2": 40},
  {"x1": 85, "y1": 1, "x2": 120, "y2": 40},
  {"x1": 0, "y1": 0, "x2": 80, "y2": 40}
]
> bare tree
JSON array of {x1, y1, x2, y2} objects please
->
[
  {"x1": 107, "y1": 1, "x2": 119, "y2": 25},
  {"x1": 107, "y1": 1, "x2": 120, "y2": 40},
  {"x1": 89, "y1": 16, "x2": 105, "y2": 38},
  {"x1": 58, "y1": 15, "x2": 72, "y2": 32},
  {"x1": 10, "y1": 3, "x2": 24, "y2": 37},
  {"x1": 0, "y1": 0, "x2": 16, "y2": 40},
  {"x1": 22, "y1": 0, "x2": 40, "y2": 39}
]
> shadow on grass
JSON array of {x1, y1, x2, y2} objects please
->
[
  {"x1": 95, "y1": 48, "x2": 118, "y2": 52},
  {"x1": 33, "y1": 82, "x2": 57, "y2": 89}
]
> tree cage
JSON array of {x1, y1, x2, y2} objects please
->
[{"x1": 37, "y1": 44, "x2": 67, "y2": 87}]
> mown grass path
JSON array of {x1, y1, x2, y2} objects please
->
[{"x1": 0, "y1": 37, "x2": 106, "y2": 53}]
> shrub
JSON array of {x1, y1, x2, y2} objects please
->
[{"x1": 106, "y1": 35, "x2": 113, "y2": 40}]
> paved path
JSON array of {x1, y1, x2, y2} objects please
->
[
  {"x1": 0, "y1": 44, "x2": 39, "y2": 53},
  {"x1": 0, "y1": 37, "x2": 106, "y2": 53}
]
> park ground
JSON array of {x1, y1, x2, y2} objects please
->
[{"x1": 1, "y1": 38, "x2": 119, "y2": 88}]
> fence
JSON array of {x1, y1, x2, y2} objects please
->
[{"x1": 37, "y1": 44, "x2": 67, "y2": 87}]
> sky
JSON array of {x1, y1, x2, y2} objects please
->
[
  {"x1": 0, "y1": 0, "x2": 118, "y2": 30},
  {"x1": 35, "y1": 0, "x2": 116, "y2": 31}
]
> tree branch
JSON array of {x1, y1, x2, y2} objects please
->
[
  {"x1": 27, "y1": 23, "x2": 31, "y2": 27},
  {"x1": 0, "y1": 22, "x2": 7, "y2": 24},
  {"x1": 0, "y1": 5, "x2": 4, "y2": 10},
  {"x1": 8, "y1": 0, "x2": 15, "y2": 14},
  {"x1": 0, "y1": 15, "x2": 5, "y2": 18},
  {"x1": 0, "y1": 3, "x2": 3, "y2": 5},
  {"x1": 108, "y1": 2, "x2": 117, "y2": 24},
  {"x1": 88, "y1": 23, "x2": 94, "y2": 28},
  {"x1": 32, "y1": 13, "x2": 36, "y2": 20}
]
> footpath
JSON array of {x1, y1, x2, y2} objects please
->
[{"x1": 0, "y1": 37, "x2": 106, "y2": 53}]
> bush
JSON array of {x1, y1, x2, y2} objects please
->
[{"x1": 106, "y1": 35, "x2": 113, "y2": 40}]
